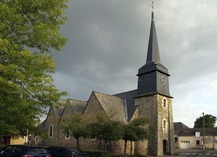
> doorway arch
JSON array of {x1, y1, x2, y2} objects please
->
[{"x1": 163, "y1": 140, "x2": 168, "y2": 155}]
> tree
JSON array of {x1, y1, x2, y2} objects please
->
[
  {"x1": 194, "y1": 114, "x2": 216, "y2": 128},
  {"x1": 0, "y1": 0, "x2": 68, "y2": 137},
  {"x1": 88, "y1": 113, "x2": 123, "y2": 150},
  {"x1": 61, "y1": 113, "x2": 89, "y2": 150},
  {"x1": 122, "y1": 117, "x2": 153, "y2": 157}
]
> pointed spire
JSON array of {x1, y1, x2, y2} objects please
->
[
  {"x1": 146, "y1": 11, "x2": 161, "y2": 63},
  {"x1": 137, "y1": 5, "x2": 171, "y2": 97}
]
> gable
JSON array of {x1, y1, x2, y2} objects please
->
[
  {"x1": 95, "y1": 92, "x2": 127, "y2": 122},
  {"x1": 83, "y1": 91, "x2": 106, "y2": 121},
  {"x1": 62, "y1": 99, "x2": 87, "y2": 115},
  {"x1": 43, "y1": 105, "x2": 64, "y2": 127},
  {"x1": 83, "y1": 91, "x2": 127, "y2": 123}
]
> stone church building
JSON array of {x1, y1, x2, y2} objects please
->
[{"x1": 37, "y1": 11, "x2": 175, "y2": 156}]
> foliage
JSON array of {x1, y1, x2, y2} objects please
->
[
  {"x1": 0, "y1": 0, "x2": 67, "y2": 52},
  {"x1": 61, "y1": 113, "x2": 89, "y2": 149},
  {"x1": 85, "y1": 150, "x2": 112, "y2": 157},
  {"x1": 123, "y1": 117, "x2": 152, "y2": 142},
  {"x1": 0, "y1": 0, "x2": 68, "y2": 137},
  {"x1": 122, "y1": 117, "x2": 152, "y2": 157},
  {"x1": 127, "y1": 155, "x2": 146, "y2": 157},
  {"x1": 194, "y1": 114, "x2": 216, "y2": 128},
  {"x1": 88, "y1": 113, "x2": 123, "y2": 150}
]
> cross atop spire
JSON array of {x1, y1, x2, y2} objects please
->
[
  {"x1": 151, "y1": 1, "x2": 155, "y2": 20},
  {"x1": 146, "y1": 10, "x2": 160, "y2": 64},
  {"x1": 151, "y1": 1, "x2": 155, "y2": 12}
]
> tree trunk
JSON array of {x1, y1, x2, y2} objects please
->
[
  {"x1": 108, "y1": 141, "x2": 112, "y2": 151},
  {"x1": 98, "y1": 139, "x2": 102, "y2": 150},
  {"x1": 130, "y1": 140, "x2": 133, "y2": 154},
  {"x1": 76, "y1": 137, "x2": 80, "y2": 150},
  {"x1": 104, "y1": 140, "x2": 107, "y2": 150},
  {"x1": 124, "y1": 139, "x2": 127, "y2": 157}
]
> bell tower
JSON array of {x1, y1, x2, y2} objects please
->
[{"x1": 135, "y1": 11, "x2": 175, "y2": 156}]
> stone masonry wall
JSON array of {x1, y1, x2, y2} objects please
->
[
  {"x1": 135, "y1": 94, "x2": 175, "y2": 156},
  {"x1": 42, "y1": 109, "x2": 60, "y2": 146}
]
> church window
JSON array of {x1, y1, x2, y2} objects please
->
[
  {"x1": 162, "y1": 98, "x2": 167, "y2": 108},
  {"x1": 162, "y1": 119, "x2": 167, "y2": 130},
  {"x1": 49, "y1": 125, "x2": 53, "y2": 138},
  {"x1": 65, "y1": 129, "x2": 70, "y2": 139}
]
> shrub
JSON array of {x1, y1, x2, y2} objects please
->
[
  {"x1": 128, "y1": 155, "x2": 146, "y2": 157},
  {"x1": 85, "y1": 150, "x2": 112, "y2": 157}
]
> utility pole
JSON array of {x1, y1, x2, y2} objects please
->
[{"x1": 202, "y1": 112, "x2": 205, "y2": 150}]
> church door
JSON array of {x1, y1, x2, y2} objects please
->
[{"x1": 163, "y1": 140, "x2": 167, "y2": 155}]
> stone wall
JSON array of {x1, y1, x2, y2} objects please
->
[
  {"x1": 135, "y1": 94, "x2": 175, "y2": 156},
  {"x1": 42, "y1": 109, "x2": 60, "y2": 146},
  {"x1": 83, "y1": 92, "x2": 105, "y2": 121},
  {"x1": 42, "y1": 125, "x2": 132, "y2": 155}
]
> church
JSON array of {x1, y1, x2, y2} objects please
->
[{"x1": 37, "y1": 11, "x2": 175, "y2": 156}]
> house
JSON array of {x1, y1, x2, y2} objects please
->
[
  {"x1": 36, "y1": 10, "x2": 175, "y2": 156},
  {"x1": 1, "y1": 136, "x2": 25, "y2": 145},
  {"x1": 177, "y1": 126, "x2": 217, "y2": 149},
  {"x1": 174, "y1": 122, "x2": 190, "y2": 148}
]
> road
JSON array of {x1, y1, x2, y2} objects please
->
[
  {"x1": 174, "y1": 149, "x2": 217, "y2": 157},
  {"x1": 147, "y1": 149, "x2": 217, "y2": 157}
]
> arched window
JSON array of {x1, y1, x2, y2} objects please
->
[
  {"x1": 65, "y1": 129, "x2": 70, "y2": 139},
  {"x1": 49, "y1": 125, "x2": 53, "y2": 138},
  {"x1": 162, "y1": 98, "x2": 167, "y2": 108},
  {"x1": 162, "y1": 119, "x2": 167, "y2": 130}
]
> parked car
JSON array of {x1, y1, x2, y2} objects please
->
[
  {"x1": 45, "y1": 146, "x2": 88, "y2": 157},
  {"x1": 0, "y1": 145, "x2": 50, "y2": 157}
]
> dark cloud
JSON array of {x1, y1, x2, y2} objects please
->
[{"x1": 52, "y1": 0, "x2": 217, "y2": 127}]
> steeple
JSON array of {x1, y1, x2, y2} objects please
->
[
  {"x1": 137, "y1": 11, "x2": 171, "y2": 97},
  {"x1": 135, "y1": 7, "x2": 175, "y2": 156},
  {"x1": 146, "y1": 12, "x2": 161, "y2": 64}
]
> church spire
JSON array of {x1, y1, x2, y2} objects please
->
[
  {"x1": 137, "y1": 8, "x2": 171, "y2": 97},
  {"x1": 135, "y1": 4, "x2": 175, "y2": 156},
  {"x1": 146, "y1": 11, "x2": 161, "y2": 64}
]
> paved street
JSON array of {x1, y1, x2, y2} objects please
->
[
  {"x1": 148, "y1": 149, "x2": 217, "y2": 157},
  {"x1": 170, "y1": 149, "x2": 217, "y2": 157}
]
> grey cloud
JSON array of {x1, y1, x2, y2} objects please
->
[{"x1": 52, "y1": 0, "x2": 217, "y2": 126}]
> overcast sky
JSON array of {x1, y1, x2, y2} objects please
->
[{"x1": 52, "y1": 0, "x2": 217, "y2": 127}]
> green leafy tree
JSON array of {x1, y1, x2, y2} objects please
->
[
  {"x1": 0, "y1": 0, "x2": 68, "y2": 137},
  {"x1": 100, "y1": 120, "x2": 123, "y2": 150},
  {"x1": 88, "y1": 113, "x2": 123, "y2": 150},
  {"x1": 61, "y1": 113, "x2": 89, "y2": 150},
  {"x1": 194, "y1": 114, "x2": 216, "y2": 128},
  {"x1": 122, "y1": 117, "x2": 153, "y2": 157}
]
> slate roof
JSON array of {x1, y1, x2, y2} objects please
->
[
  {"x1": 93, "y1": 91, "x2": 127, "y2": 123},
  {"x1": 37, "y1": 120, "x2": 46, "y2": 129},
  {"x1": 114, "y1": 89, "x2": 137, "y2": 120},
  {"x1": 174, "y1": 122, "x2": 190, "y2": 135},
  {"x1": 68, "y1": 99, "x2": 87, "y2": 113},
  {"x1": 146, "y1": 12, "x2": 160, "y2": 64},
  {"x1": 179, "y1": 128, "x2": 217, "y2": 136},
  {"x1": 137, "y1": 12, "x2": 169, "y2": 76},
  {"x1": 53, "y1": 105, "x2": 65, "y2": 117}
]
